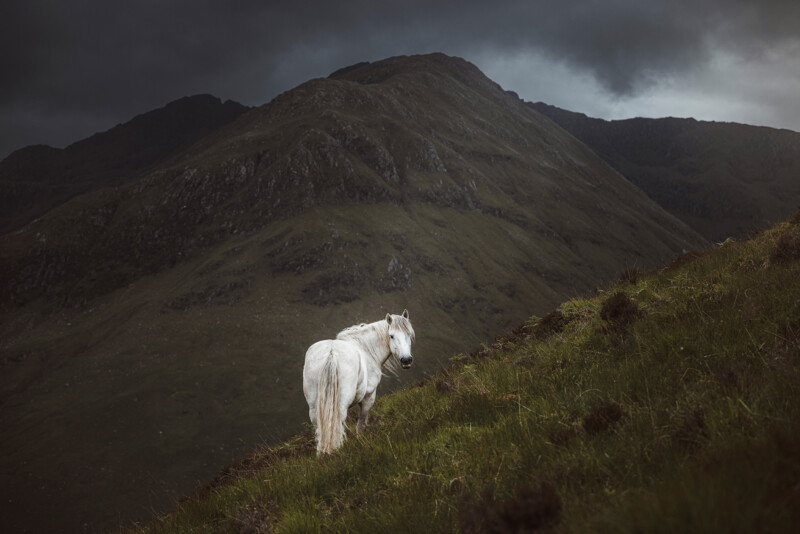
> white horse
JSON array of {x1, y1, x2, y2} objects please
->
[{"x1": 302, "y1": 309, "x2": 415, "y2": 455}]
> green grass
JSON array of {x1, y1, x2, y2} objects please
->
[{"x1": 134, "y1": 220, "x2": 800, "y2": 533}]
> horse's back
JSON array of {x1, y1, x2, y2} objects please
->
[
  {"x1": 303, "y1": 339, "x2": 358, "y2": 372},
  {"x1": 303, "y1": 339, "x2": 364, "y2": 405},
  {"x1": 304, "y1": 339, "x2": 333, "y2": 371}
]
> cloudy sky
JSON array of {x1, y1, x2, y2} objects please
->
[{"x1": 2, "y1": 0, "x2": 799, "y2": 159}]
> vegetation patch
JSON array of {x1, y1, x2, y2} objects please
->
[
  {"x1": 599, "y1": 291, "x2": 642, "y2": 329},
  {"x1": 434, "y1": 376, "x2": 456, "y2": 394},
  {"x1": 460, "y1": 482, "x2": 562, "y2": 533},
  {"x1": 582, "y1": 400, "x2": 626, "y2": 436},
  {"x1": 670, "y1": 407, "x2": 708, "y2": 451},
  {"x1": 531, "y1": 310, "x2": 569, "y2": 340},
  {"x1": 664, "y1": 249, "x2": 711, "y2": 271},
  {"x1": 789, "y1": 205, "x2": 800, "y2": 226},
  {"x1": 769, "y1": 226, "x2": 800, "y2": 264},
  {"x1": 617, "y1": 266, "x2": 640, "y2": 285},
  {"x1": 234, "y1": 504, "x2": 273, "y2": 534}
]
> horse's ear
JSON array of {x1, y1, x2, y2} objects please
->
[
  {"x1": 386, "y1": 313, "x2": 393, "y2": 324},
  {"x1": 402, "y1": 309, "x2": 409, "y2": 319}
]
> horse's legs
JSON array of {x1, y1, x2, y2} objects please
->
[
  {"x1": 357, "y1": 391, "x2": 376, "y2": 434},
  {"x1": 308, "y1": 404, "x2": 316, "y2": 428}
]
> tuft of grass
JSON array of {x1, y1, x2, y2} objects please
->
[
  {"x1": 531, "y1": 310, "x2": 570, "y2": 340},
  {"x1": 769, "y1": 225, "x2": 800, "y2": 264},
  {"x1": 135, "y1": 220, "x2": 800, "y2": 533},
  {"x1": 459, "y1": 481, "x2": 562, "y2": 533},
  {"x1": 599, "y1": 291, "x2": 642, "y2": 330},
  {"x1": 582, "y1": 400, "x2": 626, "y2": 436},
  {"x1": 618, "y1": 266, "x2": 640, "y2": 285}
]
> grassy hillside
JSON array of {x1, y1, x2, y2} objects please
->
[{"x1": 137, "y1": 215, "x2": 800, "y2": 533}]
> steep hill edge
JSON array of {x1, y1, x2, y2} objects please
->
[{"x1": 138, "y1": 213, "x2": 800, "y2": 533}]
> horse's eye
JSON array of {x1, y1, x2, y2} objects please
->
[{"x1": 389, "y1": 334, "x2": 394, "y2": 339}]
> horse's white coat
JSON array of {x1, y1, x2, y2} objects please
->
[{"x1": 302, "y1": 310, "x2": 415, "y2": 455}]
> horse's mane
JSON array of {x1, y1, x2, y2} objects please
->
[
  {"x1": 336, "y1": 315, "x2": 415, "y2": 341},
  {"x1": 336, "y1": 322, "x2": 372, "y2": 339}
]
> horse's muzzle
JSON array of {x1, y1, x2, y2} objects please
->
[{"x1": 400, "y1": 356, "x2": 413, "y2": 369}]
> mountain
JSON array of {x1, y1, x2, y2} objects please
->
[
  {"x1": 135, "y1": 213, "x2": 800, "y2": 533},
  {"x1": 0, "y1": 94, "x2": 250, "y2": 234},
  {"x1": 0, "y1": 53, "x2": 706, "y2": 532},
  {"x1": 529, "y1": 102, "x2": 800, "y2": 242}
]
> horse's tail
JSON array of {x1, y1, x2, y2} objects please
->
[{"x1": 316, "y1": 350, "x2": 343, "y2": 455}]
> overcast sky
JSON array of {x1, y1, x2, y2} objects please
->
[{"x1": 2, "y1": 0, "x2": 799, "y2": 160}]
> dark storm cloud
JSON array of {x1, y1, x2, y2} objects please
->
[{"x1": 2, "y1": 0, "x2": 799, "y2": 158}]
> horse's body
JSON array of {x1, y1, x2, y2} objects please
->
[{"x1": 303, "y1": 310, "x2": 415, "y2": 455}]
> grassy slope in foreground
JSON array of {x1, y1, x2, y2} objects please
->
[{"x1": 138, "y1": 218, "x2": 800, "y2": 533}]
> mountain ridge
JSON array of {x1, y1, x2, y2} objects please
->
[
  {"x1": 0, "y1": 94, "x2": 250, "y2": 235},
  {"x1": 1, "y1": 55, "x2": 705, "y2": 310},
  {"x1": 529, "y1": 101, "x2": 800, "y2": 241}
]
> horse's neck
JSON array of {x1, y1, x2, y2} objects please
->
[{"x1": 354, "y1": 322, "x2": 391, "y2": 368}]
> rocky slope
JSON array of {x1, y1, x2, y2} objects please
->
[
  {"x1": 0, "y1": 94, "x2": 250, "y2": 234},
  {"x1": 0, "y1": 53, "x2": 706, "y2": 532},
  {"x1": 530, "y1": 102, "x2": 800, "y2": 241}
]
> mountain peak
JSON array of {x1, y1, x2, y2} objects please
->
[{"x1": 327, "y1": 53, "x2": 499, "y2": 92}]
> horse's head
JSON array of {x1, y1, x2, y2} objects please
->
[{"x1": 386, "y1": 309, "x2": 415, "y2": 369}]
